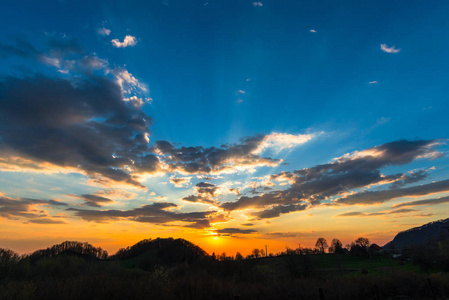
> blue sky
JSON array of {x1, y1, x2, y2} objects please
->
[{"x1": 0, "y1": 0, "x2": 448, "y2": 254}]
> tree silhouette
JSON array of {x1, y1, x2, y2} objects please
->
[
  {"x1": 252, "y1": 248, "x2": 261, "y2": 258},
  {"x1": 328, "y1": 238, "x2": 344, "y2": 254},
  {"x1": 349, "y1": 237, "x2": 370, "y2": 256},
  {"x1": 355, "y1": 237, "x2": 370, "y2": 248},
  {"x1": 315, "y1": 238, "x2": 328, "y2": 254}
]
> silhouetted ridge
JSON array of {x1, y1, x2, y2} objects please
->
[
  {"x1": 30, "y1": 241, "x2": 108, "y2": 262},
  {"x1": 383, "y1": 218, "x2": 449, "y2": 250},
  {"x1": 112, "y1": 237, "x2": 208, "y2": 266}
]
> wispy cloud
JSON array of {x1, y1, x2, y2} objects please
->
[
  {"x1": 215, "y1": 228, "x2": 257, "y2": 236},
  {"x1": 392, "y1": 195, "x2": 449, "y2": 208},
  {"x1": 97, "y1": 28, "x2": 111, "y2": 36},
  {"x1": 336, "y1": 208, "x2": 418, "y2": 217},
  {"x1": 310, "y1": 29, "x2": 317, "y2": 33},
  {"x1": 252, "y1": 2, "x2": 263, "y2": 7},
  {"x1": 170, "y1": 176, "x2": 191, "y2": 187},
  {"x1": 253, "y1": 132, "x2": 315, "y2": 154},
  {"x1": 380, "y1": 44, "x2": 400, "y2": 53},
  {"x1": 337, "y1": 179, "x2": 449, "y2": 205},
  {"x1": 369, "y1": 81, "x2": 378, "y2": 84},
  {"x1": 111, "y1": 35, "x2": 138, "y2": 48}
]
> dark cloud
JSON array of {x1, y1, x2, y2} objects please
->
[
  {"x1": 215, "y1": 228, "x2": 257, "y2": 236},
  {"x1": 78, "y1": 194, "x2": 114, "y2": 207},
  {"x1": 46, "y1": 36, "x2": 84, "y2": 56},
  {"x1": 392, "y1": 195, "x2": 449, "y2": 208},
  {"x1": 229, "y1": 188, "x2": 240, "y2": 195},
  {"x1": 0, "y1": 75, "x2": 157, "y2": 187},
  {"x1": 48, "y1": 200, "x2": 69, "y2": 206},
  {"x1": 337, "y1": 179, "x2": 449, "y2": 205},
  {"x1": 195, "y1": 182, "x2": 218, "y2": 197},
  {"x1": 27, "y1": 218, "x2": 67, "y2": 224},
  {"x1": 241, "y1": 223, "x2": 254, "y2": 226},
  {"x1": 0, "y1": 196, "x2": 66, "y2": 223},
  {"x1": 152, "y1": 136, "x2": 280, "y2": 174},
  {"x1": 181, "y1": 195, "x2": 217, "y2": 205},
  {"x1": 68, "y1": 202, "x2": 221, "y2": 228},
  {"x1": 249, "y1": 204, "x2": 307, "y2": 220},
  {"x1": 0, "y1": 37, "x2": 38, "y2": 58},
  {"x1": 337, "y1": 208, "x2": 417, "y2": 217},
  {"x1": 264, "y1": 232, "x2": 298, "y2": 238},
  {"x1": 221, "y1": 140, "x2": 444, "y2": 219},
  {"x1": 390, "y1": 208, "x2": 417, "y2": 214},
  {"x1": 389, "y1": 169, "x2": 429, "y2": 189},
  {"x1": 336, "y1": 212, "x2": 365, "y2": 217},
  {"x1": 170, "y1": 177, "x2": 190, "y2": 187}
]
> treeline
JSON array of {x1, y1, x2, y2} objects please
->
[
  {"x1": 2, "y1": 237, "x2": 449, "y2": 299},
  {"x1": 214, "y1": 237, "x2": 370, "y2": 261},
  {"x1": 29, "y1": 241, "x2": 108, "y2": 262}
]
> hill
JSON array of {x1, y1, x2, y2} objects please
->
[
  {"x1": 111, "y1": 237, "x2": 209, "y2": 269},
  {"x1": 383, "y1": 218, "x2": 449, "y2": 251}
]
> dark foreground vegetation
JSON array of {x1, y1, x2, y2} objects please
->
[{"x1": 2, "y1": 234, "x2": 449, "y2": 300}]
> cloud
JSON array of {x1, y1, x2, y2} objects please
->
[
  {"x1": 237, "y1": 90, "x2": 245, "y2": 94},
  {"x1": 263, "y1": 232, "x2": 298, "y2": 238},
  {"x1": 392, "y1": 195, "x2": 449, "y2": 208},
  {"x1": 336, "y1": 208, "x2": 417, "y2": 217},
  {"x1": 78, "y1": 55, "x2": 108, "y2": 72},
  {"x1": 112, "y1": 67, "x2": 147, "y2": 94},
  {"x1": 215, "y1": 228, "x2": 257, "y2": 236},
  {"x1": 181, "y1": 182, "x2": 221, "y2": 205},
  {"x1": 253, "y1": 132, "x2": 314, "y2": 154},
  {"x1": 249, "y1": 204, "x2": 307, "y2": 220},
  {"x1": 0, "y1": 195, "x2": 67, "y2": 223},
  {"x1": 369, "y1": 81, "x2": 378, "y2": 84},
  {"x1": 95, "y1": 189, "x2": 137, "y2": 200},
  {"x1": 70, "y1": 194, "x2": 114, "y2": 207},
  {"x1": 337, "y1": 179, "x2": 449, "y2": 205},
  {"x1": 310, "y1": 29, "x2": 317, "y2": 33},
  {"x1": 68, "y1": 202, "x2": 224, "y2": 228},
  {"x1": 28, "y1": 218, "x2": 67, "y2": 224},
  {"x1": 222, "y1": 139, "x2": 444, "y2": 217},
  {"x1": 170, "y1": 176, "x2": 191, "y2": 187},
  {"x1": 195, "y1": 182, "x2": 219, "y2": 197},
  {"x1": 241, "y1": 223, "x2": 254, "y2": 226},
  {"x1": 229, "y1": 188, "x2": 240, "y2": 195},
  {"x1": 111, "y1": 35, "x2": 137, "y2": 48},
  {"x1": 152, "y1": 135, "x2": 284, "y2": 175},
  {"x1": 182, "y1": 195, "x2": 217, "y2": 205},
  {"x1": 252, "y1": 2, "x2": 263, "y2": 7},
  {"x1": 389, "y1": 169, "x2": 429, "y2": 189},
  {"x1": 97, "y1": 28, "x2": 111, "y2": 36},
  {"x1": 380, "y1": 44, "x2": 400, "y2": 53},
  {"x1": 0, "y1": 74, "x2": 156, "y2": 188},
  {"x1": 0, "y1": 37, "x2": 39, "y2": 58}
]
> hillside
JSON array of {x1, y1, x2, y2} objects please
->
[
  {"x1": 383, "y1": 218, "x2": 449, "y2": 251},
  {"x1": 111, "y1": 237, "x2": 209, "y2": 268}
]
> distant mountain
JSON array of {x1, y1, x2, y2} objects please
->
[
  {"x1": 383, "y1": 218, "x2": 449, "y2": 251},
  {"x1": 111, "y1": 237, "x2": 209, "y2": 268}
]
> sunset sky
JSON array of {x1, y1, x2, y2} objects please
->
[{"x1": 1, "y1": 0, "x2": 448, "y2": 256}]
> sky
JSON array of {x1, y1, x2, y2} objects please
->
[{"x1": 0, "y1": 0, "x2": 449, "y2": 256}]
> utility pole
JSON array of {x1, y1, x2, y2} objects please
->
[{"x1": 265, "y1": 245, "x2": 267, "y2": 257}]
